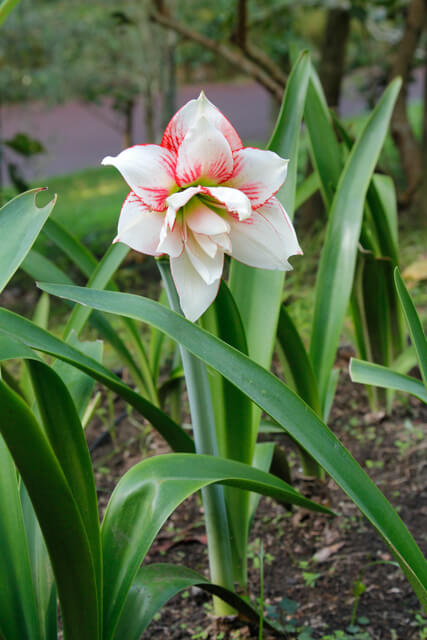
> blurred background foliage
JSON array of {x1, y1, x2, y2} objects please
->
[{"x1": 0, "y1": 0, "x2": 425, "y2": 279}]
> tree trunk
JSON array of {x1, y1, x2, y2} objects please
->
[
  {"x1": 319, "y1": 8, "x2": 351, "y2": 108},
  {"x1": 299, "y1": 8, "x2": 351, "y2": 229},
  {"x1": 123, "y1": 99, "x2": 134, "y2": 149},
  {"x1": 411, "y1": 63, "x2": 427, "y2": 223},
  {"x1": 144, "y1": 81, "x2": 156, "y2": 143},
  {"x1": 389, "y1": 0, "x2": 426, "y2": 203}
]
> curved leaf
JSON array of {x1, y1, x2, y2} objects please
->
[
  {"x1": 39, "y1": 284, "x2": 427, "y2": 608},
  {"x1": 20, "y1": 484, "x2": 57, "y2": 640},
  {"x1": 350, "y1": 359, "x2": 427, "y2": 403},
  {"x1": 0, "y1": 189, "x2": 56, "y2": 294},
  {"x1": 0, "y1": 436, "x2": 40, "y2": 640},
  {"x1": 0, "y1": 309, "x2": 194, "y2": 453},
  {"x1": 63, "y1": 242, "x2": 128, "y2": 340},
  {"x1": 229, "y1": 50, "x2": 310, "y2": 369},
  {"x1": 395, "y1": 269, "x2": 427, "y2": 387},
  {"x1": 101, "y1": 453, "x2": 330, "y2": 638},
  {"x1": 114, "y1": 563, "x2": 283, "y2": 640},
  {"x1": 277, "y1": 303, "x2": 321, "y2": 415},
  {"x1": 0, "y1": 380, "x2": 99, "y2": 640},
  {"x1": 309, "y1": 79, "x2": 401, "y2": 405},
  {"x1": 28, "y1": 360, "x2": 102, "y2": 609},
  {"x1": 0, "y1": 0, "x2": 20, "y2": 25},
  {"x1": 42, "y1": 218, "x2": 97, "y2": 278}
]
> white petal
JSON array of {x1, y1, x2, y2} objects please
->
[
  {"x1": 157, "y1": 220, "x2": 184, "y2": 258},
  {"x1": 116, "y1": 192, "x2": 164, "y2": 255},
  {"x1": 201, "y1": 186, "x2": 252, "y2": 221},
  {"x1": 185, "y1": 198, "x2": 230, "y2": 235},
  {"x1": 193, "y1": 233, "x2": 218, "y2": 258},
  {"x1": 228, "y1": 197, "x2": 302, "y2": 270},
  {"x1": 185, "y1": 233, "x2": 224, "y2": 284},
  {"x1": 171, "y1": 250, "x2": 221, "y2": 321},
  {"x1": 211, "y1": 232, "x2": 232, "y2": 253},
  {"x1": 161, "y1": 91, "x2": 242, "y2": 155},
  {"x1": 102, "y1": 145, "x2": 177, "y2": 211},
  {"x1": 175, "y1": 117, "x2": 233, "y2": 187},
  {"x1": 166, "y1": 186, "x2": 202, "y2": 229},
  {"x1": 228, "y1": 148, "x2": 289, "y2": 208}
]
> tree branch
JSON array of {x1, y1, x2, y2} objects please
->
[
  {"x1": 149, "y1": 6, "x2": 284, "y2": 101},
  {"x1": 231, "y1": 0, "x2": 288, "y2": 89}
]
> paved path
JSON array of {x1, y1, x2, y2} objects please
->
[
  {"x1": 1, "y1": 82, "x2": 272, "y2": 184},
  {"x1": 1, "y1": 71, "x2": 424, "y2": 184}
]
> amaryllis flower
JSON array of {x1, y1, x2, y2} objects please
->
[{"x1": 102, "y1": 92, "x2": 301, "y2": 321}]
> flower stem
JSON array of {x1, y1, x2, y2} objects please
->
[{"x1": 157, "y1": 259, "x2": 235, "y2": 616}]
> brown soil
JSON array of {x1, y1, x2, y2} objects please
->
[{"x1": 87, "y1": 373, "x2": 427, "y2": 640}]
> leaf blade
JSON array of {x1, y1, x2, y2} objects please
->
[
  {"x1": 0, "y1": 189, "x2": 56, "y2": 294},
  {"x1": 39, "y1": 284, "x2": 427, "y2": 608}
]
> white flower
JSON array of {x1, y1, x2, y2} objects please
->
[{"x1": 102, "y1": 92, "x2": 302, "y2": 321}]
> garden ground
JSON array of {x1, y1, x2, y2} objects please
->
[{"x1": 87, "y1": 370, "x2": 427, "y2": 640}]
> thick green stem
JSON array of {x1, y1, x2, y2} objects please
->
[{"x1": 157, "y1": 259, "x2": 235, "y2": 615}]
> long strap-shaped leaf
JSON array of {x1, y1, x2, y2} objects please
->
[
  {"x1": 0, "y1": 436, "x2": 41, "y2": 640},
  {"x1": 63, "y1": 242, "x2": 128, "y2": 340},
  {"x1": 38, "y1": 284, "x2": 427, "y2": 609},
  {"x1": 350, "y1": 359, "x2": 427, "y2": 403},
  {"x1": 0, "y1": 380, "x2": 100, "y2": 640},
  {"x1": 0, "y1": 189, "x2": 56, "y2": 294},
  {"x1": 395, "y1": 269, "x2": 427, "y2": 387},
  {"x1": 309, "y1": 79, "x2": 401, "y2": 406},
  {"x1": 27, "y1": 360, "x2": 102, "y2": 615},
  {"x1": 101, "y1": 453, "x2": 330, "y2": 639},
  {"x1": 22, "y1": 249, "x2": 150, "y2": 394},
  {"x1": 201, "y1": 279, "x2": 254, "y2": 585},
  {"x1": 0, "y1": 0, "x2": 20, "y2": 24},
  {"x1": 229, "y1": 50, "x2": 310, "y2": 370},
  {"x1": 20, "y1": 484, "x2": 57, "y2": 640},
  {"x1": 0, "y1": 310, "x2": 194, "y2": 453},
  {"x1": 277, "y1": 304, "x2": 321, "y2": 415},
  {"x1": 41, "y1": 220, "x2": 157, "y2": 400},
  {"x1": 113, "y1": 563, "x2": 284, "y2": 640}
]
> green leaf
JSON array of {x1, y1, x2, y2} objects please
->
[
  {"x1": 0, "y1": 189, "x2": 56, "y2": 294},
  {"x1": 22, "y1": 249, "x2": 150, "y2": 395},
  {"x1": 394, "y1": 269, "x2": 427, "y2": 387},
  {"x1": 0, "y1": 309, "x2": 194, "y2": 453},
  {"x1": 305, "y1": 70, "x2": 342, "y2": 207},
  {"x1": 309, "y1": 79, "x2": 401, "y2": 406},
  {"x1": 114, "y1": 563, "x2": 283, "y2": 640},
  {"x1": 0, "y1": 436, "x2": 40, "y2": 640},
  {"x1": 0, "y1": 332, "x2": 39, "y2": 362},
  {"x1": 323, "y1": 368, "x2": 340, "y2": 423},
  {"x1": 350, "y1": 359, "x2": 427, "y2": 403},
  {"x1": 42, "y1": 218, "x2": 97, "y2": 278},
  {"x1": 0, "y1": 0, "x2": 20, "y2": 26},
  {"x1": 27, "y1": 360, "x2": 102, "y2": 625},
  {"x1": 20, "y1": 484, "x2": 57, "y2": 640},
  {"x1": 0, "y1": 380, "x2": 99, "y2": 640},
  {"x1": 53, "y1": 332, "x2": 103, "y2": 419},
  {"x1": 276, "y1": 303, "x2": 321, "y2": 415},
  {"x1": 295, "y1": 170, "x2": 320, "y2": 210},
  {"x1": 63, "y1": 242, "x2": 128, "y2": 340},
  {"x1": 248, "y1": 442, "x2": 276, "y2": 529},
  {"x1": 42, "y1": 220, "x2": 156, "y2": 398},
  {"x1": 201, "y1": 280, "x2": 253, "y2": 584},
  {"x1": 22, "y1": 249, "x2": 73, "y2": 285},
  {"x1": 32, "y1": 292, "x2": 50, "y2": 330},
  {"x1": 229, "y1": 50, "x2": 310, "y2": 369},
  {"x1": 201, "y1": 281, "x2": 251, "y2": 461},
  {"x1": 40, "y1": 284, "x2": 427, "y2": 608},
  {"x1": 101, "y1": 453, "x2": 330, "y2": 638}
]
